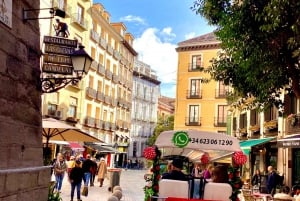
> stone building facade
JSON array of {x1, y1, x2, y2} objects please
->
[{"x1": 0, "y1": 1, "x2": 49, "y2": 200}]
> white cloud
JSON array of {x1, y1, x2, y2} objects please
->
[
  {"x1": 133, "y1": 27, "x2": 178, "y2": 97},
  {"x1": 120, "y1": 15, "x2": 146, "y2": 25},
  {"x1": 160, "y1": 27, "x2": 176, "y2": 42},
  {"x1": 185, "y1": 32, "x2": 196, "y2": 40}
]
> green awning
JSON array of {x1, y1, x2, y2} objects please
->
[{"x1": 240, "y1": 137, "x2": 275, "y2": 155}]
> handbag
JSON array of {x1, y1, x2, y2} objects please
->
[
  {"x1": 81, "y1": 185, "x2": 88, "y2": 197},
  {"x1": 51, "y1": 172, "x2": 56, "y2": 182}
]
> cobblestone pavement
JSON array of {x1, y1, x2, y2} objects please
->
[{"x1": 59, "y1": 169, "x2": 148, "y2": 201}]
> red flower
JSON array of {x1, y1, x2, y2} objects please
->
[
  {"x1": 228, "y1": 173, "x2": 233, "y2": 179},
  {"x1": 155, "y1": 165, "x2": 160, "y2": 171},
  {"x1": 143, "y1": 147, "x2": 157, "y2": 160}
]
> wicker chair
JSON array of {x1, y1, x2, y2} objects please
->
[{"x1": 273, "y1": 198, "x2": 294, "y2": 201}]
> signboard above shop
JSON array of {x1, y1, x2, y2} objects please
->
[{"x1": 42, "y1": 36, "x2": 78, "y2": 75}]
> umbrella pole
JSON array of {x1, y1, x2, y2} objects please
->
[{"x1": 43, "y1": 137, "x2": 52, "y2": 165}]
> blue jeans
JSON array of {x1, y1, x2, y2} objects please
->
[
  {"x1": 55, "y1": 174, "x2": 64, "y2": 191},
  {"x1": 84, "y1": 172, "x2": 91, "y2": 186},
  {"x1": 71, "y1": 181, "x2": 82, "y2": 200}
]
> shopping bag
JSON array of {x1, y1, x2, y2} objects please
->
[
  {"x1": 81, "y1": 185, "x2": 88, "y2": 197},
  {"x1": 51, "y1": 172, "x2": 56, "y2": 182}
]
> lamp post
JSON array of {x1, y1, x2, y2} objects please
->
[{"x1": 40, "y1": 45, "x2": 93, "y2": 93}]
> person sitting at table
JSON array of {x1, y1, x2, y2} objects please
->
[
  {"x1": 161, "y1": 158, "x2": 188, "y2": 181},
  {"x1": 252, "y1": 169, "x2": 262, "y2": 187},
  {"x1": 274, "y1": 186, "x2": 295, "y2": 200},
  {"x1": 203, "y1": 164, "x2": 214, "y2": 180},
  {"x1": 212, "y1": 165, "x2": 229, "y2": 183},
  {"x1": 292, "y1": 185, "x2": 300, "y2": 198}
]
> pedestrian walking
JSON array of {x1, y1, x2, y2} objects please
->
[
  {"x1": 69, "y1": 160, "x2": 84, "y2": 201},
  {"x1": 82, "y1": 154, "x2": 94, "y2": 187},
  {"x1": 97, "y1": 157, "x2": 108, "y2": 187},
  {"x1": 90, "y1": 157, "x2": 98, "y2": 187},
  {"x1": 54, "y1": 153, "x2": 68, "y2": 193}
]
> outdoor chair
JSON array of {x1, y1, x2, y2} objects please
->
[
  {"x1": 203, "y1": 182, "x2": 232, "y2": 201},
  {"x1": 273, "y1": 198, "x2": 294, "y2": 201},
  {"x1": 152, "y1": 179, "x2": 189, "y2": 201}
]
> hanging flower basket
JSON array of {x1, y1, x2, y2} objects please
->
[{"x1": 200, "y1": 152, "x2": 210, "y2": 164}]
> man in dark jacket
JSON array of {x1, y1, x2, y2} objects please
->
[
  {"x1": 69, "y1": 160, "x2": 84, "y2": 201},
  {"x1": 267, "y1": 166, "x2": 277, "y2": 196},
  {"x1": 162, "y1": 158, "x2": 188, "y2": 181},
  {"x1": 82, "y1": 154, "x2": 94, "y2": 186}
]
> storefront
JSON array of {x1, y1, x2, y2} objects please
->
[{"x1": 277, "y1": 134, "x2": 300, "y2": 185}]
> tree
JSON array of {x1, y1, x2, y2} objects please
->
[
  {"x1": 192, "y1": 0, "x2": 300, "y2": 108},
  {"x1": 148, "y1": 115, "x2": 174, "y2": 146}
]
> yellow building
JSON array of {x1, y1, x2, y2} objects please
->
[
  {"x1": 174, "y1": 32, "x2": 228, "y2": 133},
  {"x1": 41, "y1": 1, "x2": 137, "y2": 167}
]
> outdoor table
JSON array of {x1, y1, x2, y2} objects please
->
[
  {"x1": 253, "y1": 192, "x2": 273, "y2": 201},
  {"x1": 165, "y1": 198, "x2": 215, "y2": 201}
]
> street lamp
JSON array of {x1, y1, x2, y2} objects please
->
[{"x1": 40, "y1": 45, "x2": 93, "y2": 93}]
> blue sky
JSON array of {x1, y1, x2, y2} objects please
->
[{"x1": 95, "y1": 0, "x2": 215, "y2": 97}]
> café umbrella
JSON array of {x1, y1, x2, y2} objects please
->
[{"x1": 42, "y1": 117, "x2": 102, "y2": 148}]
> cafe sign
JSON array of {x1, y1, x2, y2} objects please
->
[{"x1": 42, "y1": 36, "x2": 78, "y2": 75}]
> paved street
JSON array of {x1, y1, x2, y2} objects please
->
[{"x1": 59, "y1": 169, "x2": 148, "y2": 201}]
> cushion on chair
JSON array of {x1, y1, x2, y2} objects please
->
[
  {"x1": 203, "y1": 182, "x2": 232, "y2": 201},
  {"x1": 159, "y1": 179, "x2": 189, "y2": 199}
]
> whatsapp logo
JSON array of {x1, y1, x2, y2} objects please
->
[{"x1": 172, "y1": 131, "x2": 189, "y2": 148}]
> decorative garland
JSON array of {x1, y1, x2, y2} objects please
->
[
  {"x1": 143, "y1": 146, "x2": 161, "y2": 201},
  {"x1": 228, "y1": 151, "x2": 247, "y2": 201}
]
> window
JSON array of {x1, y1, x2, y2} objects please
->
[
  {"x1": 76, "y1": 4, "x2": 84, "y2": 24},
  {"x1": 189, "y1": 79, "x2": 201, "y2": 98},
  {"x1": 191, "y1": 55, "x2": 202, "y2": 70},
  {"x1": 217, "y1": 105, "x2": 227, "y2": 126},
  {"x1": 48, "y1": 104, "x2": 57, "y2": 116},
  {"x1": 217, "y1": 81, "x2": 229, "y2": 98},
  {"x1": 69, "y1": 97, "x2": 77, "y2": 118},
  {"x1": 189, "y1": 105, "x2": 199, "y2": 123}
]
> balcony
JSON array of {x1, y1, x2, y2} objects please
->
[
  {"x1": 71, "y1": 14, "x2": 88, "y2": 30},
  {"x1": 186, "y1": 90, "x2": 202, "y2": 99},
  {"x1": 215, "y1": 89, "x2": 229, "y2": 99},
  {"x1": 105, "y1": 69, "x2": 113, "y2": 80},
  {"x1": 287, "y1": 114, "x2": 300, "y2": 135},
  {"x1": 112, "y1": 74, "x2": 119, "y2": 83},
  {"x1": 188, "y1": 63, "x2": 204, "y2": 72},
  {"x1": 52, "y1": 2, "x2": 72, "y2": 17},
  {"x1": 96, "y1": 91, "x2": 105, "y2": 102},
  {"x1": 95, "y1": 119, "x2": 104, "y2": 129},
  {"x1": 97, "y1": 63, "x2": 105, "y2": 75},
  {"x1": 90, "y1": 61, "x2": 98, "y2": 71},
  {"x1": 214, "y1": 117, "x2": 226, "y2": 127},
  {"x1": 107, "y1": 45, "x2": 113, "y2": 55},
  {"x1": 185, "y1": 117, "x2": 201, "y2": 126},
  {"x1": 90, "y1": 29, "x2": 100, "y2": 42},
  {"x1": 264, "y1": 119, "x2": 278, "y2": 136},
  {"x1": 99, "y1": 37, "x2": 107, "y2": 49},
  {"x1": 104, "y1": 121, "x2": 111, "y2": 131},
  {"x1": 111, "y1": 98, "x2": 118, "y2": 107},
  {"x1": 104, "y1": 95, "x2": 112, "y2": 105},
  {"x1": 84, "y1": 116, "x2": 95, "y2": 127},
  {"x1": 113, "y1": 50, "x2": 121, "y2": 60},
  {"x1": 86, "y1": 87, "x2": 97, "y2": 99}
]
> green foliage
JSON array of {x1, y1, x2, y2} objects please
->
[
  {"x1": 48, "y1": 182, "x2": 62, "y2": 201},
  {"x1": 147, "y1": 115, "x2": 174, "y2": 146},
  {"x1": 192, "y1": 0, "x2": 300, "y2": 107}
]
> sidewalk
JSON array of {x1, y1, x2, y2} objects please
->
[{"x1": 59, "y1": 169, "x2": 147, "y2": 201}]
